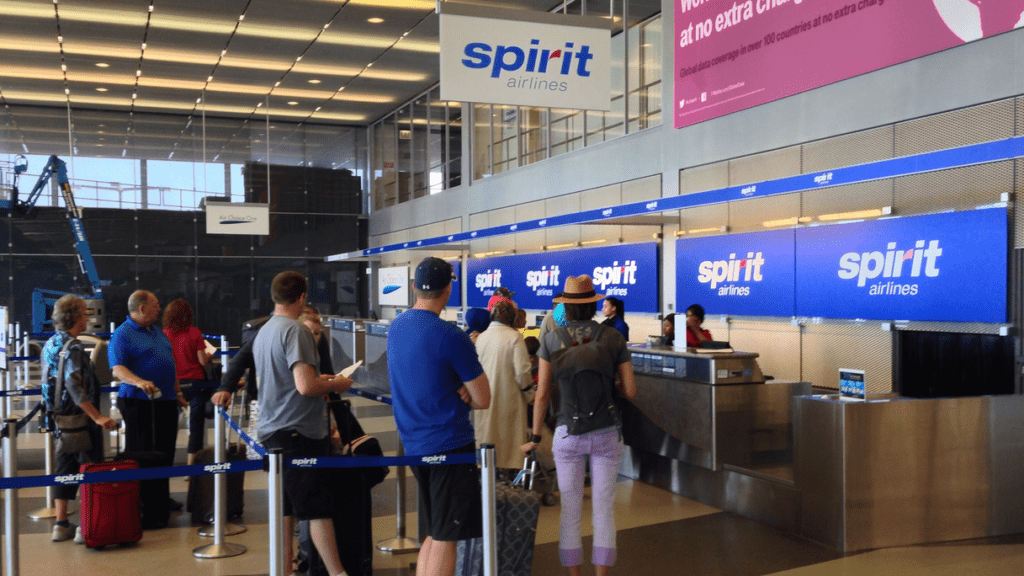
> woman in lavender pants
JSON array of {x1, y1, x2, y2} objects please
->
[{"x1": 522, "y1": 275, "x2": 637, "y2": 576}]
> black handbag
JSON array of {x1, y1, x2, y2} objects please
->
[{"x1": 328, "y1": 397, "x2": 389, "y2": 488}]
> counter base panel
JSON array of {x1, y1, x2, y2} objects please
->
[{"x1": 620, "y1": 445, "x2": 801, "y2": 534}]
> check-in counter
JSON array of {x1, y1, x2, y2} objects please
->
[
  {"x1": 795, "y1": 393, "x2": 1024, "y2": 552},
  {"x1": 622, "y1": 346, "x2": 810, "y2": 471},
  {"x1": 329, "y1": 317, "x2": 365, "y2": 369},
  {"x1": 356, "y1": 321, "x2": 391, "y2": 395}
]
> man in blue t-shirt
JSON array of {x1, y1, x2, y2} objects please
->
[
  {"x1": 388, "y1": 257, "x2": 490, "y2": 576},
  {"x1": 108, "y1": 290, "x2": 188, "y2": 526}
]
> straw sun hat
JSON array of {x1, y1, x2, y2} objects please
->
[{"x1": 551, "y1": 275, "x2": 605, "y2": 304}]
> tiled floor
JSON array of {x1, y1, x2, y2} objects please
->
[{"x1": 4, "y1": 394, "x2": 1024, "y2": 576}]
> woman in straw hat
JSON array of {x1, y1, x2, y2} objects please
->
[{"x1": 521, "y1": 275, "x2": 636, "y2": 576}]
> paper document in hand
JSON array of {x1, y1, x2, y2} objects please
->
[{"x1": 336, "y1": 360, "x2": 362, "y2": 380}]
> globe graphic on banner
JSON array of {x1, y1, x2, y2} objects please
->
[{"x1": 932, "y1": 0, "x2": 1024, "y2": 42}]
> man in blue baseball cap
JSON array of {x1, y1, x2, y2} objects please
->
[{"x1": 387, "y1": 257, "x2": 491, "y2": 576}]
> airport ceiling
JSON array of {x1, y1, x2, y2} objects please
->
[{"x1": 0, "y1": 0, "x2": 660, "y2": 165}]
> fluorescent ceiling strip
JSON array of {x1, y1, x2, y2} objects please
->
[
  {"x1": 0, "y1": 38, "x2": 430, "y2": 82},
  {"x1": 0, "y1": 1, "x2": 436, "y2": 52},
  {"x1": 0, "y1": 67, "x2": 393, "y2": 102},
  {"x1": 1, "y1": 89, "x2": 367, "y2": 122}
]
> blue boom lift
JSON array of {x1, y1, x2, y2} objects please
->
[{"x1": 1, "y1": 155, "x2": 105, "y2": 332}]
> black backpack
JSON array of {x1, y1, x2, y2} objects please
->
[{"x1": 549, "y1": 324, "x2": 621, "y2": 436}]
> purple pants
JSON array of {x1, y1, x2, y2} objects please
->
[{"x1": 552, "y1": 424, "x2": 624, "y2": 567}]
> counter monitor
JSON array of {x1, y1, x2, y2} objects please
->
[{"x1": 839, "y1": 368, "x2": 866, "y2": 401}]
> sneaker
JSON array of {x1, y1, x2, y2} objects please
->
[
  {"x1": 73, "y1": 526, "x2": 84, "y2": 545},
  {"x1": 51, "y1": 523, "x2": 76, "y2": 542}
]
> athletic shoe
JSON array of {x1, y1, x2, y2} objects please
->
[
  {"x1": 73, "y1": 526, "x2": 84, "y2": 545},
  {"x1": 51, "y1": 523, "x2": 76, "y2": 542}
]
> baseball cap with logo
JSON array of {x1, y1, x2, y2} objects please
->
[{"x1": 414, "y1": 257, "x2": 456, "y2": 291}]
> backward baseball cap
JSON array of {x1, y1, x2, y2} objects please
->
[{"x1": 414, "y1": 257, "x2": 454, "y2": 291}]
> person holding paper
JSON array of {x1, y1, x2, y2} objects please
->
[{"x1": 254, "y1": 271, "x2": 354, "y2": 576}]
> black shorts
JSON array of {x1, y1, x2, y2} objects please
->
[
  {"x1": 261, "y1": 430, "x2": 335, "y2": 520},
  {"x1": 412, "y1": 442, "x2": 482, "y2": 542}
]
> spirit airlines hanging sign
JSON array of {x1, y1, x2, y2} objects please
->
[{"x1": 439, "y1": 3, "x2": 612, "y2": 111}]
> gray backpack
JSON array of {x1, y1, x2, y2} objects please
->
[{"x1": 549, "y1": 324, "x2": 621, "y2": 436}]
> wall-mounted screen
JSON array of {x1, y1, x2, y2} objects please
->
[{"x1": 378, "y1": 266, "x2": 410, "y2": 307}]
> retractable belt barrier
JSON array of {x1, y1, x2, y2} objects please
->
[
  {"x1": 0, "y1": 403, "x2": 42, "y2": 438},
  {"x1": 0, "y1": 405, "x2": 473, "y2": 488},
  {"x1": 0, "y1": 391, "x2": 499, "y2": 576}
]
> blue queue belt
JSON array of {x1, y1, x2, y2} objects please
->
[
  {"x1": 0, "y1": 407, "x2": 475, "y2": 490},
  {"x1": 346, "y1": 387, "x2": 393, "y2": 405},
  {"x1": 217, "y1": 406, "x2": 267, "y2": 457},
  {"x1": 9, "y1": 350, "x2": 237, "y2": 362}
]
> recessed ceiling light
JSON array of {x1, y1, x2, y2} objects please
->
[
  {"x1": 308, "y1": 79, "x2": 321, "y2": 84},
  {"x1": 287, "y1": 101, "x2": 299, "y2": 106},
  {"x1": 368, "y1": 17, "x2": 384, "y2": 24},
  {"x1": 95, "y1": 87, "x2": 108, "y2": 92},
  {"x1": 95, "y1": 62, "x2": 110, "y2": 68}
]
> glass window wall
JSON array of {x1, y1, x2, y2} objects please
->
[{"x1": 368, "y1": 4, "x2": 661, "y2": 206}]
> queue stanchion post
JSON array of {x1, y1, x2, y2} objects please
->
[
  {"x1": 26, "y1": 428, "x2": 61, "y2": 519},
  {"x1": 376, "y1": 439, "x2": 420, "y2": 553},
  {"x1": 267, "y1": 448, "x2": 285, "y2": 576},
  {"x1": 3, "y1": 369, "x2": 10, "y2": 422},
  {"x1": 193, "y1": 407, "x2": 246, "y2": 558},
  {"x1": 198, "y1": 404, "x2": 245, "y2": 538},
  {"x1": 21, "y1": 333, "x2": 29, "y2": 399},
  {"x1": 479, "y1": 444, "x2": 498, "y2": 576},
  {"x1": 4, "y1": 417, "x2": 20, "y2": 576}
]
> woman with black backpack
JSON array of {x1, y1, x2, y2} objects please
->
[{"x1": 521, "y1": 275, "x2": 636, "y2": 576}]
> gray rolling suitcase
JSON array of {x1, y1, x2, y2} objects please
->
[{"x1": 455, "y1": 454, "x2": 542, "y2": 576}]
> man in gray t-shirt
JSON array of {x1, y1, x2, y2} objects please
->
[
  {"x1": 254, "y1": 314, "x2": 328, "y2": 441},
  {"x1": 254, "y1": 271, "x2": 353, "y2": 576}
]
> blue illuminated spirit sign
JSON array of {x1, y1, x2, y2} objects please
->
[
  {"x1": 466, "y1": 243, "x2": 659, "y2": 312},
  {"x1": 448, "y1": 260, "x2": 462, "y2": 308},
  {"x1": 796, "y1": 208, "x2": 1007, "y2": 323},
  {"x1": 676, "y1": 230, "x2": 796, "y2": 317}
]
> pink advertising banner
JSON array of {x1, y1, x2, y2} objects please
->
[{"x1": 674, "y1": 0, "x2": 1024, "y2": 129}]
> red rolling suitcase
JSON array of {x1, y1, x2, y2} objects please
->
[{"x1": 78, "y1": 458, "x2": 143, "y2": 548}]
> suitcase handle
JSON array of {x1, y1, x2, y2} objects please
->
[{"x1": 514, "y1": 450, "x2": 538, "y2": 490}]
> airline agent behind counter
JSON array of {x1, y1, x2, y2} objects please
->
[{"x1": 684, "y1": 304, "x2": 712, "y2": 347}]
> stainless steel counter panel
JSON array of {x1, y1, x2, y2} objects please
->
[
  {"x1": 356, "y1": 321, "x2": 390, "y2": 395},
  {"x1": 329, "y1": 317, "x2": 365, "y2": 370},
  {"x1": 625, "y1": 372, "x2": 810, "y2": 471},
  {"x1": 794, "y1": 394, "x2": 1024, "y2": 552}
]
